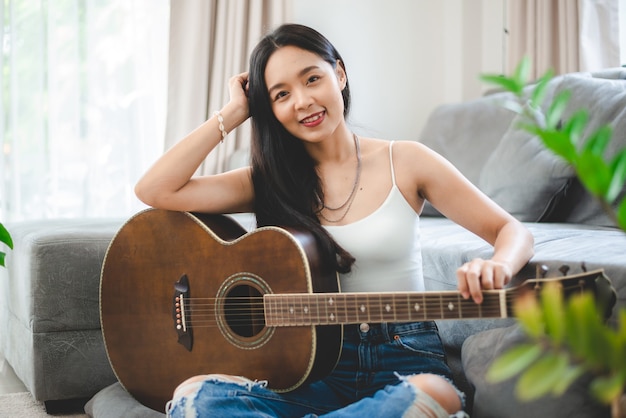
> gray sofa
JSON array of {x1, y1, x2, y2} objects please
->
[{"x1": 0, "y1": 68, "x2": 625, "y2": 417}]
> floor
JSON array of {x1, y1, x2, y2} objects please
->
[{"x1": 0, "y1": 351, "x2": 27, "y2": 395}]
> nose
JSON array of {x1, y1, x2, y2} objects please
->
[{"x1": 293, "y1": 88, "x2": 313, "y2": 110}]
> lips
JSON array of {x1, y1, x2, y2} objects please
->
[{"x1": 300, "y1": 111, "x2": 325, "y2": 127}]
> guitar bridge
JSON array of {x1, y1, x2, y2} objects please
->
[{"x1": 173, "y1": 274, "x2": 193, "y2": 351}]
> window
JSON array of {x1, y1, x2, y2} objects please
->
[{"x1": 1, "y1": 0, "x2": 169, "y2": 221}]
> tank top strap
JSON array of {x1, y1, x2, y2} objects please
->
[{"x1": 389, "y1": 141, "x2": 397, "y2": 187}]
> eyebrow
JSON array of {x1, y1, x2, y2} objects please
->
[{"x1": 267, "y1": 65, "x2": 321, "y2": 96}]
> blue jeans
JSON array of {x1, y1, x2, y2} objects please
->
[{"x1": 167, "y1": 322, "x2": 466, "y2": 417}]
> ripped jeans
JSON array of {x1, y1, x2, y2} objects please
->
[{"x1": 166, "y1": 321, "x2": 468, "y2": 418}]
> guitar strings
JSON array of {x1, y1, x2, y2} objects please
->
[{"x1": 169, "y1": 281, "x2": 589, "y2": 328}]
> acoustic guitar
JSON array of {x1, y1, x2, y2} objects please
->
[{"x1": 99, "y1": 209, "x2": 615, "y2": 412}]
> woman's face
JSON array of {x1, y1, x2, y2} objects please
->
[{"x1": 264, "y1": 45, "x2": 347, "y2": 143}]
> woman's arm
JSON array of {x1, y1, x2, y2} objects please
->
[
  {"x1": 135, "y1": 73, "x2": 253, "y2": 213},
  {"x1": 397, "y1": 142, "x2": 535, "y2": 303}
]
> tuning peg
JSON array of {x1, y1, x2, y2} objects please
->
[
  {"x1": 559, "y1": 265, "x2": 570, "y2": 276},
  {"x1": 536, "y1": 264, "x2": 549, "y2": 278}
]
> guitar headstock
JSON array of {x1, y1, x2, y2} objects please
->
[{"x1": 513, "y1": 264, "x2": 616, "y2": 320}]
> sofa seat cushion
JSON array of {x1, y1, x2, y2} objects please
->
[
  {"x1": 462, "y1": 325, "x2": 610, "y2": 418},
  {"x1": 0, "y1": 218, "x2": 123, "y2": 402},
  {"x1": 3, "y1": 218, "x2": 124, "y2": 333},
  {"x1": 420, "y1": 219, "x2": 626, "y2": 317}
]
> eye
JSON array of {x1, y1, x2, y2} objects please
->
[
  {"x1": 274, "y1": 91, "x2": 289, "y2": 102},
  {"x1": 307, "y1": 75, "x2": 320, "y2": 85}
]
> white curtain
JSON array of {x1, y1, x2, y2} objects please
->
[
  {"x1": 165, "y1": 0, "x2": 291, "y2": 175},
  {"x1": 506, "y1": 0, "x2": 621, "y2": 78},
  {"x1": 0, "y1": 0, "x2": 169, "y2": 222}
]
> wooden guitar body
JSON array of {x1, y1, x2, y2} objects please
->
[{"x1": 100, "y1": 209, "x2": 341, "y2": 412}]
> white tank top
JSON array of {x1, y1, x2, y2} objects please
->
[{"x1": 324, "y1": 141, "x2": 424, "y2": 292}]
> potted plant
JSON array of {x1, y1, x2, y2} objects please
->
[{"x1": 481, "y1": 58, "x2": 626, "y2": 417}]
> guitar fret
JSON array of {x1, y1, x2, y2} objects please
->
[
  {"x1": 408, "y1": 293, "x2": 427, "y2": 320},
  {"x1": 287, "y1": 295, "x2": 295, "y2": 325},
  {"x1": 369, "y1": 294, "x2": 383, "y2": 323},
  {"x1": 459, "y1": 295, "x2": 481, "y2": 318},
  {"x1": 325, "y1": 295, "x2": 337, "y2": 324},
  {"x1": 295, "y1": 294, "x2": 303, "y2": 325},
  {"x1": 440, "y1": 294, "x2": 460, "y2": 319},
  {"x1": 380, "y1": 295, "x2": 396, "y2": 322},
  {"x1": 344, "y1": 294, "x2": 357, "y2": 323},
  {"x1": 354, "y1": 294, "x2": 370, "y2": 323},
  {"x1": 395, "y1": 294, "x2": 410, "y2": 322}
]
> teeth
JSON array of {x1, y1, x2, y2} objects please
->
[{"x1": 302, "y1": 113, "x2": 321, "y2": 123}]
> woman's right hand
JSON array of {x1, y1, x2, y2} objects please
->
[{"x1": 223, "y1": 72, "x2": 251, "y2": 128}]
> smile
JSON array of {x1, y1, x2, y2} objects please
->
[{"x1": 300, "y1": 111, "x2": 325, "y2": 126}]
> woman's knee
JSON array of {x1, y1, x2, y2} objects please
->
[
  {"x1": 173, "y1": 374, "x2": 252, "y2": 399},
  {"x1": 407, "y1": 373, "x2": 462, "y2": 414}
]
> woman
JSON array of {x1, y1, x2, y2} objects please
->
[{"x1": 136, "y1": 23, "x2": 534, "y2": 418}]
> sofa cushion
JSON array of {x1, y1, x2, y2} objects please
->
[
  {"x1": 478, "y1": 110, "x2": 575, "y2": 222},
  {"x1": 550, "y1": 70, "x2": 626, "y2": 227},
  {"x1": 3, "y1": 218, "x2": 123, "y2": 333},
  {"x1": 462, "y1": 325, "x2": 610, "y2": 418},
  {"x1": 419, "y1": 95, "x2": 517, "y2": 187},
  {"x1": 85, "y1": 382, "x2": 165, "y2": 418}
]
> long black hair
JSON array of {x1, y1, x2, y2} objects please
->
[{"x1": 247, "y1": 23, "x2": 354, "y2": 273}]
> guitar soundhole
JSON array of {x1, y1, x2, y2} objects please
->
[
  {"x1": 216, "y1": 273, "x2": 274, "y2": 349},
  {"x1": 224, "y1": 284, "x2": 264, "y2": 337}
]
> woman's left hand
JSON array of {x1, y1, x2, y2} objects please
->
[{"x1": 456, "y1": 258, "x2": 513, "y2": 304}]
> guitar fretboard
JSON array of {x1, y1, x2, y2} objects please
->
[{"x1": 264, "y1": 291, "x2": 508, "y2": 326}]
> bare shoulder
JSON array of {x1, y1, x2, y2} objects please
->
[
  {"x1": 391, "y1": 140, "x2": 434, "y2": 155},
  {"x1": 389, "y1": 140, "x2": 446, "y2": 171}
]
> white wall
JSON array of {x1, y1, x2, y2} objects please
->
[{"x1": 290, "y1": 0, "x2": 505, "y2": 141}]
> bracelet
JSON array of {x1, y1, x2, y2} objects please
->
[{"x1": 213, "y1": 111, "x2": 227, "y2": 143}]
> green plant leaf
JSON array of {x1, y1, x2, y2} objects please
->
[
  {"x1": 562, "y1": 110, "x2": 588, "y2": 146},
  {"x1": 575, "y1": 153, "x2": 611, "y2": 198},
  {"x1": 537, "y1": 130, "x2": 577, "y2": 163},
  {"x1": 590, "y1": 373, "x2": 625, "y2": 405},
  {"x1": 565, "y1": 294, "x2": 596, "y2": 362},
  {"x1": 530, "y1": 69, "x2": 554, "y2": 109},
  {"x1": 514, "y1": 292, "x2": 545, "y2": 339},
  {"x1": 568, "y1": 294, "x2": 610, "y2": 369},
  {"x1": 480, "y1": 74, "x2": 522, "y2": 95},
  {"x1": 516, "y1": 351, "x2": 569, "y2": 401},
  {"x1": 541, "y1": 282, "x2": 565, "y2": 345},
  {"x1": 546, "y1": 90, "x2": 571, "y2": 129},
  {"x1": 513, "y1": 56, "x2": 531, "y2": 89},
  {"x1": 486, "y1": 343, "x2": 544, "y2": 383},
  {"x1": 0, "y1": 252, "x2": 6, "y2": 268},
  {"x1": 583, "y1": 125, "x2": 613, "y2": 156},
  {"x1": 551, "y1": 364, "x2": 586, "y2": 397},
  {"x1": 0, "y1": 223, "x2": 13, "y2": 249},
  {"x1": 607, "y1": 148, "x2": 626, "y2": 203}
]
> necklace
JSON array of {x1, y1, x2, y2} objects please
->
[{"x1": 317, "y1": 133, "x2": 361, "y2": 223}]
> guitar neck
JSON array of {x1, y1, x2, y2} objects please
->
[{"x1": 264, "y1": 290, "x2": 510, "y2": 326}]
